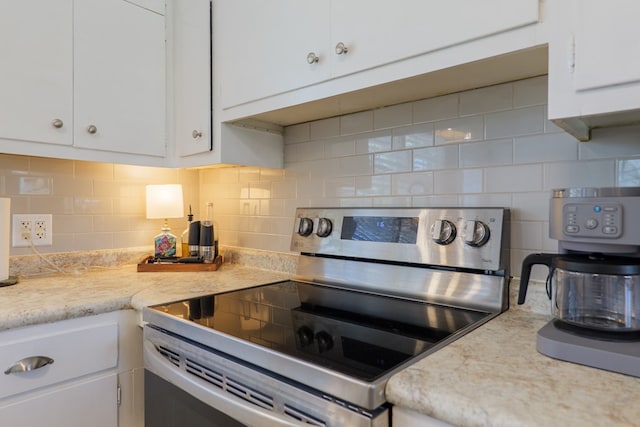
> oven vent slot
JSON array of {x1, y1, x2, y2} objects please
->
[
  {"x1": 157, "y1": 345, "x2": 180, "y2": 367},
  {"x1": 225, "y1": 377, "x2": 275, "y2": 410},
  {"x1": 185, "y1": 358, "x2": 224, "y2": 389},
  {"x1": 284, "y1": 404, "x2": 327, "y2": 426}
]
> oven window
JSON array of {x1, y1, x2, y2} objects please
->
[{"x1": 340, "y1": 216, "x2": 418, "y2": 243}]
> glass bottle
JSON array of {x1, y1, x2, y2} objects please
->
[{"x1": 180, "y1": 205, "x2": 194, "y2": 257}]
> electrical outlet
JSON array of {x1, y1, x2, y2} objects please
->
[{"x1": 12, "y1": 214, "x2": 53, "y2": 247}]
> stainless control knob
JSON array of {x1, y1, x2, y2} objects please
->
[
  {"x1": 462, "y1": 220, "x2": 490, "y2": 247},
  {"x1": 192, "y1": 130, "x2": 202, "y2": 139},
  {"x1": 335, "y1": 42, "x2": 349, "y2": 55},
  {"x1": 431, "y1": 219, "x2": 456, "y2": 245},
  {"x1": 297, "y1": 326, "x2": 314, "y2": 347},
  {"x1": 51, "y1": 119, "x2": 64, "y2": 129},
  {"x1": 316, "y1": 217, "x2": 333, "y2": 237},
  {"x1": 306, "y1": 52, "x2": 319, "y2": 64},
  {"x1": 87, "y1": 125, "x2": 97, "y2": 134},
  {"x1": 315, "y1": 331, "x2": 333, "y2": 353},
  {"x1": 297, "y1": 217, "x2": 314, "y2": 237}
]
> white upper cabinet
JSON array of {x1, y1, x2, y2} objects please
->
[
  {"x1": 548, "y1": 0, "x2": 640, "y2": 140},
  {"x1": 0, "y1": 0, "x2": 73, "y2": 146},
  {"x1": 74, "y1": 0, "x2": 166, "y2": 157},
  {"x1": 219, "y1": 1, "x2": 330, "y2": 109},
  {"x1": 173, "y1": 0, "x2": 212, "y2": 157},
  {"x1": 330, "y1": 0, "x2": 540, "y2": 78},
  {"x1": 218, "y1": 0, "x2": 542, "y2": 123},
  {"x1": 0, "y1": 0, "x2": 167, "y2": 166}
]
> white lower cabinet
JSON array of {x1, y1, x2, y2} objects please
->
[{"x1": 0, "y1": 310, "x2": 143, "y2": 427}]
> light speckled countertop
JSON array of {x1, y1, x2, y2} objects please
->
[
  {"x1": 0, "y1": 264, "x2": 290, "y2": 331},
  {"x1": 385, "y1": 281, "x2": 640, "y2": 427},
  {"x1": 2, "y1": 250, "x2": 639, "y2": 427}
]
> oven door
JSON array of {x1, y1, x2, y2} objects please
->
[{"x1": 143, "y1": 326, "x2": 390, "y2": 427}]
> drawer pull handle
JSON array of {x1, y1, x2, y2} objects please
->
[{"x1": 4, "y1": 356, "x2": 54, "y2": 375}]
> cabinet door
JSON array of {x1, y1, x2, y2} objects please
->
[
  {"x1": 0, "y1": 0, "x2": 73, "y2": 146},
  {"x1": 74, "y1": 0, "x2": 166, "y2": 157},
  {"x1": 218, "y1": 0, "x2": 330, "y2": 109},
  {"x1": 0, "y1": 374, "x2": 117, "y2": 427},
  {"x1": 330, "y1": 0, "x2": 540, "y2": 77},
  {"x1": 573, "y1": 0, "x2": 640, "y2": 92},
  {"x1": 174, "y1": 0, "x2": 212, "y2": 157},
  {"x1": 547, "y1": 0, "x2": 640, "y2": 138}
]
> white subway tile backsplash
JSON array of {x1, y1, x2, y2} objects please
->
[
  {"x1": 413, "y1": 145, "x2": 459, "y2": 171},
  {"x1": 459, "y1": 84, "x2": 512, "y2": 116},
  {"x1": 618, "y1": 159, "x2": 640, "y2": 186},
  {"x1": 485, "y1": 164, "x2": 543, "y2": 192},
  {"x1": 412, "y1": 195, "x2": 458, "y2": 207},
  {"x1": 326, "y1": 137, "x2": 356, "y2": 158},
  {"x1": 374, "y1": 103, "x2": 412, "y2": 130},
  {"x1": 271, "y1": 180, "x2": 297, "y2": 199},
  {"x1": 485, "y1": 106, "x2": 545, "y2": 139},
  {"x1": 434, "y1": 169, "x2": 483, "y2": 194},
  {"x1": 284, "y1": 123, "x2": 310, "y2": 144},
  {"x1": 413, "y1": 93, "x2": 459, "y2": 123},
  {"x1": 325, "y1": 177, "x2": 355, "y2": 198},
  {"x1": 513, "y1": 76, "x2": 548, "y2": 107},
  {"x1": 514, "y1": 132, "x2": 578, "y2": 164},
  {"x1": 579, "y1": 125, "x2": 640, "y2": 160},
  {"x1": 512, "y1": 192, "x2": 550, "y2": 221},
  {"x1": 356, "y1": 175, "x2": 391, "y2": 196},
  {"x1": 511, "y1": 221, "x2": 544, "y2": 251},
  {"x1": 459, "y1": 138, "x2": 513, "y2": 168},
  {"x1": 338, "y1": 154, "x2": 374, "y2": 177},
  {"x1": 341, "y1": 110, "x2": 374, "y2": 135},
  {"x1": 392, "y1": 123, "x2": 434, "y2": 149},
  {"x1": 355, "y1": 131, "x2": 392, "y2": 154},
  {"x1": 458, "y1": 193, "x2": 512, "y2": 207},
  {"x1": 290, "y1": 140, "x2": 325, "y2": 162},
  {"x1": 373, "y1": 196, "x2": 412, "y2": 207},
  {"x1": 310, "y1": 117, "x2": 340, "y2": 140},
  {"x1": 392, "y1": 172, "x2": 434, "y2": 195},
  {"x1": 545, "y1": 160, "x2": 615, "y2": 190},
  {"x1": 374, "y1": 150, "x2": 412, "y2": 174},
  {"x1": 434, "y1": 116, "x2": 484, "y2": 145}
]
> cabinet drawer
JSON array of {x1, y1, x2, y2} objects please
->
[{"x1": 0, "y1": 320, "x2": 118, "y2": 399}]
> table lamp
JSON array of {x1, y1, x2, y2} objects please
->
[{"x1": 146, "y1": 184, "x2": 184, "y2": 258}]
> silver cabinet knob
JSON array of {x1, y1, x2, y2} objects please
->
[
  {"x1": 51, "y1": 119, "x2": 64, "y2": 129},
  {"x1": 87, "y1": 125, "x2": 97, "y2": 134},
  {"x1": 4, "y1": 356, "x2": 54, "y2": 375},
  {"x1": 335, "y1": 42, "x2": 349, "y2": 55},
  {"x1": 306, "y1": 52, "x2": 319, "y2": 64},
  {"x1": 192, "y1": 130, "x2": 202, "y2": 139}
]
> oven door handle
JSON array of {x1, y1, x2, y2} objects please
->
[{"x1": 143, "y1": 340, "x2": 303, "y2": 427}]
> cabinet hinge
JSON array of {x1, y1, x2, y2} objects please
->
[
  {"x1": 117, "y1": 383, "x2": 122, "y2": 407},
  {"x1": 568, "y1": 34, "x2": 576, "y2": 73}
]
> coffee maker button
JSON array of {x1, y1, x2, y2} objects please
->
[
  {"x1": 566, "y1": 225, "x2": 579, "y2": 233},
  {"x1": 585, "y1": 218, "x2": 598, "y2": 229},
  {"x1": 603, "y1": 226, "x2": 618, "y2": 234}
]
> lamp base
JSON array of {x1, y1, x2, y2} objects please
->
[{"x1": 154, "y1": 228, "x2": 177, "y2": 258}]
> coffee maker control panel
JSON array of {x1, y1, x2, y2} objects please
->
[{"x1": 563, "y1": 203, "x2": 622, "y2": 238}]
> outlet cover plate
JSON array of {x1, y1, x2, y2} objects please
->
[{"x1": 12, "y1": 214, "x2": 53, "y2": 247}]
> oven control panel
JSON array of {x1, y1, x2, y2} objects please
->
[{"x1": 291, "y1": 207, "x2": 509, "y2": 272}]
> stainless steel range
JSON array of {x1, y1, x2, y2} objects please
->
[{"x1": 143, "y1": 207, "x2": 510, "y2": 426}]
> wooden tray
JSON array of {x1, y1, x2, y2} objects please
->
[{"x1": 137, "y1": 255, "x2": 223, "y2": 272}]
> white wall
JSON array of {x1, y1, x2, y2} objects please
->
[{"x1": 200, "y1": 75, "x2": 640, "y2": 279}]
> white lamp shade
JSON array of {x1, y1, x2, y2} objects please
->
[{"x1": 146, "y1": 184, "x2": 184, "y2": 219}]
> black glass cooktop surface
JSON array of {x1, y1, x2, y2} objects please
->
[{"x1": 149, "y1": 280, "x2": 490, "y2": 381}]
